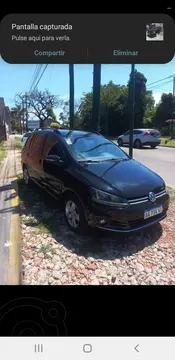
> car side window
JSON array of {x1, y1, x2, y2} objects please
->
[
  {"x1": 25, "y1": 134, "x2": 34, "y2": 148},
  {"x1": 48, "y1": 142, "x2": 64, "y2": 158}
]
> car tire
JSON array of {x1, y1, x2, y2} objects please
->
[
  {"x1": 134, "y1": 139, "x2": 142, "y2": 149},
  {"x1": 64, "y1": 193, "x2": 89, "y2": 235},
  {"x1": 23, "y1": 166, "x2": 32, "y2": 186},
  {"x1": 150, "y1": 145, "x2": 157, "y2": 149},
  {"x1": 118, "y1": 138, "x2": 123, "y2": 147}
]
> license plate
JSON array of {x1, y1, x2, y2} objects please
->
[{"x1": 144, "y1": 205, "x2": 163, "y2": 219}]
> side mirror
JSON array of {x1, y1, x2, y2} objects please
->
[{"x1": 46, "y1": 154, "x2": 63, "y2": 163}]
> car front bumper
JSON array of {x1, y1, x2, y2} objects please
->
[{"x1": 85, "y1": 192, "x2": 169, "y2": 233}]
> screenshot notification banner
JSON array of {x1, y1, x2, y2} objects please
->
[{"x1": 0, "y1": 13, "x2": 175, "y2": 63}]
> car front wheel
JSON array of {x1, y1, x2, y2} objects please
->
[{"x1": 64, "y1": 193, "x2": 89, "y2": 234}]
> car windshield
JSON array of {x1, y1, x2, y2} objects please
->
[{"x1": 64, "y1": 132, "x2": 129, "y2": 162}]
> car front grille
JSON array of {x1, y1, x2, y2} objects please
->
[{"x1": 128, "y1": 190, "x2": 167, "y2": 205}]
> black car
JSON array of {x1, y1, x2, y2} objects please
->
[
  {"x1": 147, "y1": 24, "x2": 162, "y2": 38},
  {"x1": 21, "y1": 128, "x2": 169, "y2": 234}
]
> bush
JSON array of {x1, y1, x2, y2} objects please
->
[{"x1": 160, "y1": 127, "x2": 170, "y2": 137}]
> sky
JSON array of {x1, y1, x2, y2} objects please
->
[{"x1": 0, "y1": 56, "x2": 175, "y2": 120}]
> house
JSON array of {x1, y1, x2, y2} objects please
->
[
  {"x1": 0, "y1": 97, "x2": 11, "y2": 142},
  {"x1": 165, "y1": 119, "x2": 175, "y2": 135}
]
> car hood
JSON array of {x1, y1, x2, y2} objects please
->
[{"x1": 83, "y1": 159, "x2": 164, "y2": 199}]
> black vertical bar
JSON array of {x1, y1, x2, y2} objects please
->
[
  {"x1": 171, "y1": 76, "x2": 175, "y2": 137},
  {"x1": 25, "y1": 93, "x2": 28, "y2": 132},
  {"x1": 129, "y1": 64, "x2": 135, "y2": 158},
  {"x1": 91, "y1": 64, "x2": 101, "y2": 131},
  {"x1": 69, "y1": 64, "x2": 74, "y2": 129}
]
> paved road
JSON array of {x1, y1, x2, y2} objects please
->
[{"x1": 118, "y1": 144, "x2": 175, "y2": 188}]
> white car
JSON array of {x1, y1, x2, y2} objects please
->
[
  {"x1": 117, "y1": 129, "x2": 161, "y2": 149},
  {"x1": 21, "y1": 132, "x2": 32, "y2": 147}
]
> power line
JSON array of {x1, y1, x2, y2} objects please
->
[
  {"x1": 29, "y1": 65, "x2": 44, "y2": 92},
  {"x1": 147, "y1": 75, "x2": 174, "y2": 87},
  {"x1": 148, "y1": 79, "x2": 173, "y2": 90},
  {"x1": 33, "y1": 65, "x2": 48, "y2": 91},
  {"x1": 28, "y1": 65, "x2": 38, "y2": 91}
]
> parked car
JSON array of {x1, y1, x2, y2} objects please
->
[
  {"x1": 21, "y1": 129, "x2": 169, "y2": 234},
  {"x1": 117, "y1": 129, "x2": 161, "y2": 149},
  {"x1": 147, "y1": 24, "x2": 162, "y2": 38},
  {"x1": 21, "y1": 132, "x2": 32, "y2": 147}
]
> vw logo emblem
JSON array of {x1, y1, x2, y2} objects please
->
[{"x1": 148, "y1": 192, "x2": 156, "y2": 203}]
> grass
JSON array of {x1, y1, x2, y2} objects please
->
[
  {"x1": 161, "y1": 137, "x2": 175, "y2": 147},
  {"x1": 38, "y1": 243, "x2": 57, "y2": 258},
  {"x1": 0, "y1": 141, "x2": 7, "y2": 165},
  {"x1": 15, "y1": 136, "x2": 22, "y2": 150}
]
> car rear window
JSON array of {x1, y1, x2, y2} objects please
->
[{"x1": 149, "y1": 130, "x2": 160, "y2": 136}]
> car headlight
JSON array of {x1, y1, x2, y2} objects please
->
[{"x1": 90, "y1": 187, "x2": 129, "y2": 207}]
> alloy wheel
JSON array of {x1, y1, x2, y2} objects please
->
[{"x1": 65, "y1": 200, "x2": 80, "y2": 229}]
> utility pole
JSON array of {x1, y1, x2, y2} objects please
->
[
  {"x1": 25, "y1": 93, "x2": 28, "y2": 132},
  {"x1": 171, "y1": 76, "x2": 175, "y2": 138},
  {"x1": 91, "y1": 64, "x2": 101, "y2": 131},
  {"x1": 69, "y1": 64, "x2": 74, "y2": 129},
  {"x1": 21, "y1": 99, "x2": 25, "y2": 134},
  {"x1": 129, "y1": 64, "x2": 135, "y2": 158}
]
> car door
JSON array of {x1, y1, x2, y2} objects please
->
[
  {"x1": 122, "y1": 131, "x2": 130, "y2": 144},
  {"x1": 27, "y1": 132, "x2": 47, "y2": 185},
  {"x1": 43, "y1": 135, "x2": 66, "y2": 196}
]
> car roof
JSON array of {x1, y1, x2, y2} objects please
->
[{"x1": 34, "y1": 129, "x2": 101, "y2": 137}]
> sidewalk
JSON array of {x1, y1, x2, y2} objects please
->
[{"x1": 0, "y1": 136, "x2": 22, "y2": 284}]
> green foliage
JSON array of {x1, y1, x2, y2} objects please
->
[
  {"x1": 152, "y1": 93, "x2": 174, "y2": 129},
  {"x1": 10, "y1": 105, "x2": 22, "y2": 133},
  {"x1": 46, "y1": 104, "x2": 57, "y2": 121},
  {"x1": 78, "y1": 75, "x2": 155, "y2": 136}
]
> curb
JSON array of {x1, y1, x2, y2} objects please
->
[
  {"x1": 7, "y1": 144, "x2": 21, "y2": 284},
  {"x1": 159, "y1": 145, "x2": 175, "y2": 149},
  {"x1": 7, "y1": 180, "x2": 21, "y2": 285}
]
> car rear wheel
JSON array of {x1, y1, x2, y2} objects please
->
[
  {"x1": 134, "y1": 139, "x2": 142, "y2": 149},
  {"x1": 23, "y1": 166, "x2": 32, "y2": 186},
  {"x1": 64, "y1": 193, "x2": 89, "y2": 234},
  {"x1": 118, "y1": 138, "x2": 123, "y2": 146}
]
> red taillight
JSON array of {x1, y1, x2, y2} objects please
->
[{"x1": 144, "y1": 130, "x2": 149, "y2": 136}]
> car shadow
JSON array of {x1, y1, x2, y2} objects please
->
[{"x1": 17, "y1": 179, "x2": 163, "y2": 261}]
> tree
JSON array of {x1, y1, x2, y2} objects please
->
[
  {"x1": 10, "y1": 105, "x2": 23, "y2": 133},
  {"x1": 128, "y1": 70, "x2": 150, "y2": 128},
  {"x1": 79, "y1": 82, "x2": 129, "y2": 135},
  {"x1": 15, "y1": 89, "x2": 62, "y2": 128},
  {"x1": 60, "y1": 100, "x2": 80, "y2": 128},
  {"x1": 46, "y1": 104, "x2": 57, "y2": 122},
  {"x1": 152, "y1": 93, "x2": 174, "y2": 129}
]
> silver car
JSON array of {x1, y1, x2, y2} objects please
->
[{"x1": 117, "y1": 129, "x2": 161, "y2": 149}]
